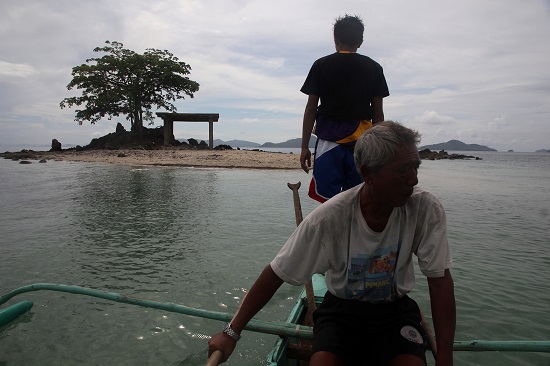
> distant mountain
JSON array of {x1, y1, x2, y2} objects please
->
[
  {"x1": 419, "y1": 140, "x2": 497, "y2": 152},
  {"x1": 535, "y1": 149, "x2": 550, "y2": 153},
  {"x1": 213, "y1": 139, "x2": 260, "y2": 147},
  {"x1": 260, "y1": 137, "x2": 317, "y2": 148},
  {"x1": 196, "y1": 138, "x2": 315, "y2": 148}
]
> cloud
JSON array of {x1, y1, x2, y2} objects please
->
[
  {"x1": 0, "y1": 61, "x2": 36, "y2": 79},
  {"x1": 410, "y1": 111, "x2": 456, "y2": 127},
  {"x1": 0, "y1": 0, "x2": 549, "y2": 151},
  {"x1": 488, "y1": 115, "x2": 511, "y2": 130}
]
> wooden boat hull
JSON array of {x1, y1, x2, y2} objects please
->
[{"x1": 266, "y1": 274, "x2": 326, "y2": 366}]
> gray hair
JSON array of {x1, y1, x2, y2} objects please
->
[{"x1": 354, "y1": 121, "x2": 421, "y2": 173}]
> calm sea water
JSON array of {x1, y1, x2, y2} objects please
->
[{"x1": 0, "y1": 151, "x2": 549, "y2": 366}]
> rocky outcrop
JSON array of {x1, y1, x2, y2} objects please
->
[
  {"x1": 83, "y1": 126, "x2": 215, "y2": 151},
  {"x1": 214, "y1": 144, "x2": 233, "y2": 151},
  {"x1": 50, "y1": 139, "x2": 62, "y2": 151},
  {"x1": 419, "y1": 149, "x2": 481, "y2": 160},
  {"x1": 187, "y1": 138, "x2": 209, "y2": 149},
  {"x1": 115, "y1": 122, "x2": 126, "y2": 134},
  {"x1": 2, "y1": 150, "x2": 44, "y2": 161}
]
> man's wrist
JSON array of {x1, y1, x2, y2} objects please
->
[{"x1": 222, "y1": 323, "x2": 241, "y2": 341}]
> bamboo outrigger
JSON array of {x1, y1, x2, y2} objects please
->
[{"x1": 1, "y1": 280, "x2": 550, "y2": 365}]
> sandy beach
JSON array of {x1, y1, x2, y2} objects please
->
[{"x1": 1, "y1": 148, "x2": 303, "y2": 170}]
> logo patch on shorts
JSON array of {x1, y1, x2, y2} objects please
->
[{"x1": 400, "y1": 325, "x2": 424, "y2": 344}]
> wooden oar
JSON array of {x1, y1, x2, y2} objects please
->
[
  {"x1": 205, "y1": 350, "x2": 223, "y2": 366},
  {"x1": 287, "y1": 182, "x2": 317, "y2": 326}
]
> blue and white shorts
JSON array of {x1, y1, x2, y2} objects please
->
[{"x1": 308, "y1": 139, "x2": 362, "y2": 203}]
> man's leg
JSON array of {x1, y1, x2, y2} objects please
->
[
  {"x1": 389, "y1": 354, "x2": 426, "y2": 366},
  {"x1": 342, "y1": 144, "x2": 362, "y2": 191},
  {"x1": 308, "y1": 139, "x2": 345, "y2": 202},
  {"x1": 310, "y1": 351, "x2": 346, "y2": 366}
]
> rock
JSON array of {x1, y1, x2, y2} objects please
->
[
  {"x1": 418, "y1": 148, "x2": 479, "y2": 160},
  {"x1": 39, "y1": 159, "x2": 47, "y2": 163},
  {"x1": 116, "y1": 122, "x2": 126, "y2": 134},
  {"x1": 51, "y1": 139, "x2": 62, "y2": 151},
  {"x1": 19, "y1": 160, "x2": 32, "y2": 164},
  {"x1": 214, "y1": 144, "x2": 233, "y2": 151}
]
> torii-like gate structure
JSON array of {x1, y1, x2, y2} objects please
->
[{"x1": 156, "y1": 112, "x2": 220, "y2": 149}]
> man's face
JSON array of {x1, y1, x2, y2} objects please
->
[{"x1": 370, "y1": 144, "x2": 420, "y2": 207}]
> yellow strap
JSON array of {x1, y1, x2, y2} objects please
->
[{"x1": 336, "y1": 120, "x2": 373, "y2": 144}]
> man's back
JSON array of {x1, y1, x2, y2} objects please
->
[{"x1": 302, "y1": 52, "x2": 387, "y2": 121}]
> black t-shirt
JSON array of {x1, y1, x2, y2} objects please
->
[{"x1": 301, "y1": 53, "x2": 389, "y2": 121}]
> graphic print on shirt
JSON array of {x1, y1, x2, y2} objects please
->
[{"x1": 345, "y1": 243, "x2": 400, "y2": 302}]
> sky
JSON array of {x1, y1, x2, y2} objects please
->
[{"x1": 1, "y1": 0, "x2": 549, "y2": 152}]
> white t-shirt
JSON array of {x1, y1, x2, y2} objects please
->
[{"x1": 271, "y1": 184, "x2": 453, "y2": 302}]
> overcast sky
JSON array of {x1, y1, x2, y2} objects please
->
[{"x1": 1, "y1": 0, "x2": 549, "y2": 151}]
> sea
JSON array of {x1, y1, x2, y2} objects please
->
[{"x1": 0, "y1": 149, "x2": 549, "y2": 366}]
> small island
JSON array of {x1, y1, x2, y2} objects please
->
[
  {"x1": 418, "y1": 139, "x2": 496, "y2": 152},
  {"x1": 3, "y1": 132, "x2": 491, "y2": 164},
  {"x1": 418, "y1": 149, "x2": 481, "y2": 160}
]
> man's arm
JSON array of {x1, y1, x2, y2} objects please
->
[
  {"x1": 371, "y1": 96, "x2": 384, "y2": 124},
  {"x1": 427, "y1": 269, "x2": 456, "y2": 366},
  {"x1": 208, "y1": 265, "x2": 284, "y2": 362},
  {"x1": 300, "y1": 95, "x2": 319, "y2": 173}
]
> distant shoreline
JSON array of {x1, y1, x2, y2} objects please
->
[{"x1": 0, "y1": 148, "x2": 302, "y2": 170}]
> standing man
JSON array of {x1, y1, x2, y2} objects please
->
[
  {"x1": 300, "y1": 14, "x2": 390, "y2": 203},
  {"x1": 209, "y1": 122, "x2": 456, "y2": 365}
]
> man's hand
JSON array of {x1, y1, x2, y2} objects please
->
[
  {"x1": 206, "y1": 265, "x2": 284, "y2": 363},
  {"x1": 208, "y1": 332, "x2": 237, "y2": 364},
  {"x1": 300, "y1": 148, "x2": 312, "y2": 173}
]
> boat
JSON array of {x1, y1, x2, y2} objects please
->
[
  {"x1": 265, "y1": 273, "x2": 550, "y2": 365},
  {"x1": 265, "y1": 273, "x2": 326, "y2": 365}
]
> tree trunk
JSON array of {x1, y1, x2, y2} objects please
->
[{"x1": 131, "y1": 107, "x2": 143, "y2": 140}]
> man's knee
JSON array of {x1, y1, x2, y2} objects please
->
[
  {"x1": 389, "y1": 354, "x2": 426, "y2": 366},
  {"x1": 310, "y1": 351, "x2": 346, "y2": 366}
]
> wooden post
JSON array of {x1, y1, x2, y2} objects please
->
[
  {"x1": 156, "y1": 113, "x2": 220, "y2": 149},
  {"x1": 163, "y1": 119, "x2": 174, "y2": 146},
  {"x1": 209, "y1": 116, "x2": 214, "y2": 149}
]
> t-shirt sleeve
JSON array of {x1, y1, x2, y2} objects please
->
[
  {"x1": 414, "y1": 194, "x2": 453, "y2": 277},
  {"x1": 300, "y1": 60, "x2": 321, "y2": 96},
  {"x1": 271, "y1": 218, "x2": 330, "y2": 285},
  {"x1": 374, "y1": 65, "x2": 390, "y2": 98}
]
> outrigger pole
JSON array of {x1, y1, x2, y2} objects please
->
[
  {"x1": 1, "y1": 283, "x2": 550, "y2": 353},
  {"x1": 0, "y1": 283, "x2": 312, "y2": 339}
]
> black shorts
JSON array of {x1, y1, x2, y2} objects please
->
[{"x1": 312, "y1": 292, "x2": 427, "y2": 366}]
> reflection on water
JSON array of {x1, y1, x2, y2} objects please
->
[
  {"x1": 69, "y1": 167, "x2": 221, "y2": 292},
  {"x1": 0, "y1": 161, "x2": 314, "y2": 365}
]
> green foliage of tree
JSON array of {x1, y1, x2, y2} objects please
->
[{"x1": 60, "y1": 41, "x2": 199, "y2": 136}]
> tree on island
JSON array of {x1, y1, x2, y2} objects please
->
[{"x1": 60, "y1": 41, "x2": 199, "y2": 139}]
